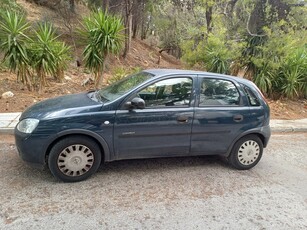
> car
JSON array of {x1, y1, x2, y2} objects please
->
[{"x1": 15, "y1": 69, "x2": 271, "y2": 182}]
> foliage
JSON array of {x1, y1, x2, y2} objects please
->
[
  {"x1": 177, "y1": 0, "x2": 307, "y2": 99},
  {"x1": 52, "y1": 42, "x2": 71, "y2": 82},
  {"x1": 0, "y1": 10, "x2": 32, "y2": 89},
  {"x1": 202, "y1": 36, "x2": 231, "y2": 74},
  {"x1": 248, "y1": 19, "x2": 307, "y2": 98},
  {"x1": 29, "y1": 22, "x2": 71, "y2": 91},
  {"x1": 277, "y1": 47, "x2": 307, "y2": 99},
  {"x1": 0, "y1": 1, "x2": 306, "y2": 99},
  {"x1": 79, "y1": 9, "x2": 124, "y2": 87},
  {"x1": 0, "y1": 0, "x2": 23, "y2": 15},
  {"x1": 0, "y1": 10, "x2": 71, "y2": 91}
]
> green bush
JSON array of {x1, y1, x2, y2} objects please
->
[
  {"x1": 0, "y1": 10, "x2": 32, "y2": 89},
  {"x1": 79, "y1": 10, "x2": 124, "y2": 87},
  {"x1": 0, "y1": 10, "x2": 71, "y2": 91},
  {"x1": 277, "y1": 47, "x2": 307, "y2": 99},
  {"x1": 29, "y1": 22, "x2": 71, "y2": 91}
]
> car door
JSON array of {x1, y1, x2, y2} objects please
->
[
  {"x1": 114, "y1": 76, "x2": 196, "y2": 160},
  {"x1": 191, "y1": 76, "x2": 251, "y2": 155}
]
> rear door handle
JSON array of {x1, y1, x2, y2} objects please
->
[
  {"x1": 177, "y1": 116, "x2": 189, "y2": 123},
  {"x1": 233, "y1": 115, "x2": 243, "y2": 122}
]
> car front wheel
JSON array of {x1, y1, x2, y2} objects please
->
[
  {"x1": 48, "y1": 136, "x2": 102, "y2": 182},
  {"x1": 228, "y1": 135, "x2": 263, "y2": 170}
]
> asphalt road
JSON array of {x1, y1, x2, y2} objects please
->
[{"x1": 0, "y1": 133, "x2": 306, "y2": 229}]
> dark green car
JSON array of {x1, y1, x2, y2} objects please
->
[{"x1": 15, "y1": 69, "x2": 271, "y2": 182}]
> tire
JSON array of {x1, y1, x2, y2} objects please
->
[
  {"x1": 48, "y1": 136, "x2": 102, "y2": 182},
  {"x1": 228, "y1": 135, "x2": 263, "y2": 170}
]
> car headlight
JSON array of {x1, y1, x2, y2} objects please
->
[{"x1": 17, "y1": 118, "x2": 39, "y2": 134}]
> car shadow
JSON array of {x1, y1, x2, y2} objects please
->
[
  {"x1": 98, "y1": 155, "x2": 229, "y2": 174},
  {"x1": 13, "y1": 154, "x2": 230, "y2": 183}
]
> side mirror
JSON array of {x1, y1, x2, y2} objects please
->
[{"x1": 124, "y1": 97, "x2": 145, "y2": 110}]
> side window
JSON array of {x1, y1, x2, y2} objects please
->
[
  {"x1": 242, "y1": 85, "x2": 260, "y2": 106},
  {"x1": 199, "y1": 78, "x2": 240, "y2": 106},
  {"x1": 138, "y1": 77, "x2": 192, "y2": 108}
]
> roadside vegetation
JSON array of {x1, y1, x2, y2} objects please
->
[{"x1": 0, "y1": 0, "x2": 306, "y2": 99}]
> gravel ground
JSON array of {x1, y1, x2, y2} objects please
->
[{"x1": 0, "y1": 133, "x2": 306, "y2": 229}]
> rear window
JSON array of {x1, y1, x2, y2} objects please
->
[
  {"x1": 199, "y1": 78, "x2": 240, "y2": 106},
  {"x1": 242, "y1": 85, "x2": 260, "y2": 106}
]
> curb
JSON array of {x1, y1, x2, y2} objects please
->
[
  {"x1": 0, "y1": 128, "x2": 14, "y2": 135},
  {"x1": 0, "y1": 112, "x2": 20, "y2": 135},
  {"x1": 271, "y1": 127, "x2": 307, "y2": 133}
]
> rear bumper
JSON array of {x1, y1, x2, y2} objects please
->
[{"x1": 261, "y1": 125, "x2": 271, "y2": 148}]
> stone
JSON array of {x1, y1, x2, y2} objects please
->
[
  {"x1": 2, "y1": 91, "x2": 14, "y2": 99},
  {"x1": 81, "y1": 77, "x2": 94, "y2": 86},
  {"x1": 64, "y1": 75, "x2": 72, "y2": 81}
]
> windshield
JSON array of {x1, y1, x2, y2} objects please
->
[{"x1": 99, "y1": 72, "x2": 153, "y2": 102}]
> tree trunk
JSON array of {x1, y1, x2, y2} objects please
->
[
  {"x1": 249, "y1": 0, "x2": 266, "y2": 35},
  {"x1": 132, "y1": 17, "x2": 138, "y2": 38},
  {"x1": 123, "y1": 0, "x2": 133, "y2": 58},
  {"x1": 205, "y1": 5, "x2": 213, "y2": 34},
  {"x1": 69, "y1": 0, "x2": 75, "y2": 13}
]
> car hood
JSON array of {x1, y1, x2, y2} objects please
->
[{"x1": 20, "y1": 92, "x2": 102, "y2": 120}]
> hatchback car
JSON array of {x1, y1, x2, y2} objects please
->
[{"x1": 15, "y1": 69, "x2": 271, "y2": 182}]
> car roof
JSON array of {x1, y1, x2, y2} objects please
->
[{"x1": 143, "y1": 69, "x2": 254, "y2": 86}]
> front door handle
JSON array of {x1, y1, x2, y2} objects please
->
[
  {"x1": 233, "y1": 114, "x2": 243, "y2": 122},
  {"x1": 177, "y1": 116, "x2": 189, "y2": 123}
]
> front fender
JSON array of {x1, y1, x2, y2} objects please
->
[{"x1": 47, "y1": 129, "x2": 112, "y2": 162}]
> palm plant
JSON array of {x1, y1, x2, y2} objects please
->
[
  {"x1": 278, "y1": 48, "x2": 307, "y2": 99},
  {"x1": 53, "y1": 41, "x2": 71, "y2": 82},
  {"x1": 79, "y1": 10, "x2": 124, "y2": 87},
  {"x1": 0, "y1": 10, "x2": 32, "y2": 90},
  {"x1": 29, "y1": 22, "x2": 70, "y2": 91},
  {"x1": 204, "y1": 45, "x2": 230, "y2": 74},
  {"x1": 253, "y1": 63, "x2": 275, "y2": 96}
]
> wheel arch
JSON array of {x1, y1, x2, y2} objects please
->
[
  {"x1": 45, "y1": 129, "x2": 111, "y2": 164},
  {"x1": 225, "y1": 132, "x2": 266, "y2": 157}
]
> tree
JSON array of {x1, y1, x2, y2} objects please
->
[
  {"x1": 79, "y1": 10, "x2": 124, "y2": 87},
  {"x1": 122, "y1": 0, "x2": 133, "y2": 58}
]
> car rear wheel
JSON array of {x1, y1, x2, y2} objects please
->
[
  {"x1": 48, "y1": 136, "x2": 102, "y2": 182},
  {"x1": 228, "y1": 135, "x2": 263, "y2": 170}
]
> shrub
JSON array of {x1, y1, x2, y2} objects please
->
[
  {"x1": 0, "y1": 10, "x2": 32, "y2": 89},
  {"x1": 29, "y1": 22, "x2": 71, "y2": 91},
  {"x1": 79, "y1": 10, "x2": 124, "y2": 87}
]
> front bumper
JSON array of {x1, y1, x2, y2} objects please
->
[{"x1": 15, "y1": 127, "x2": 49, "y2": 170}]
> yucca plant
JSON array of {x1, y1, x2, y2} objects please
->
[
  {"x1": 204, "y1": 45, "x2": 230, "y2": 74},
  {"x1": 278, "y1": 48, "x2": 307, "y2": 99},
  {"x1": 53, "y1": 41, "x2": 71, "y2": 82},
  {"x1": 29, "y1": 22, "x2": 70, "y2": 91},
  {"x1": 253, "y1": 63, "x2": 275, "y2": 96},
  {"x1": 202, "y1": 35, "x2": 231, "y2": 74},
  {"x1": 79, "y1": 10, "x2": 124, "y2": 87},
  {"x1": 0, "y1": 10, "x2": 32, "y2": 90}
]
